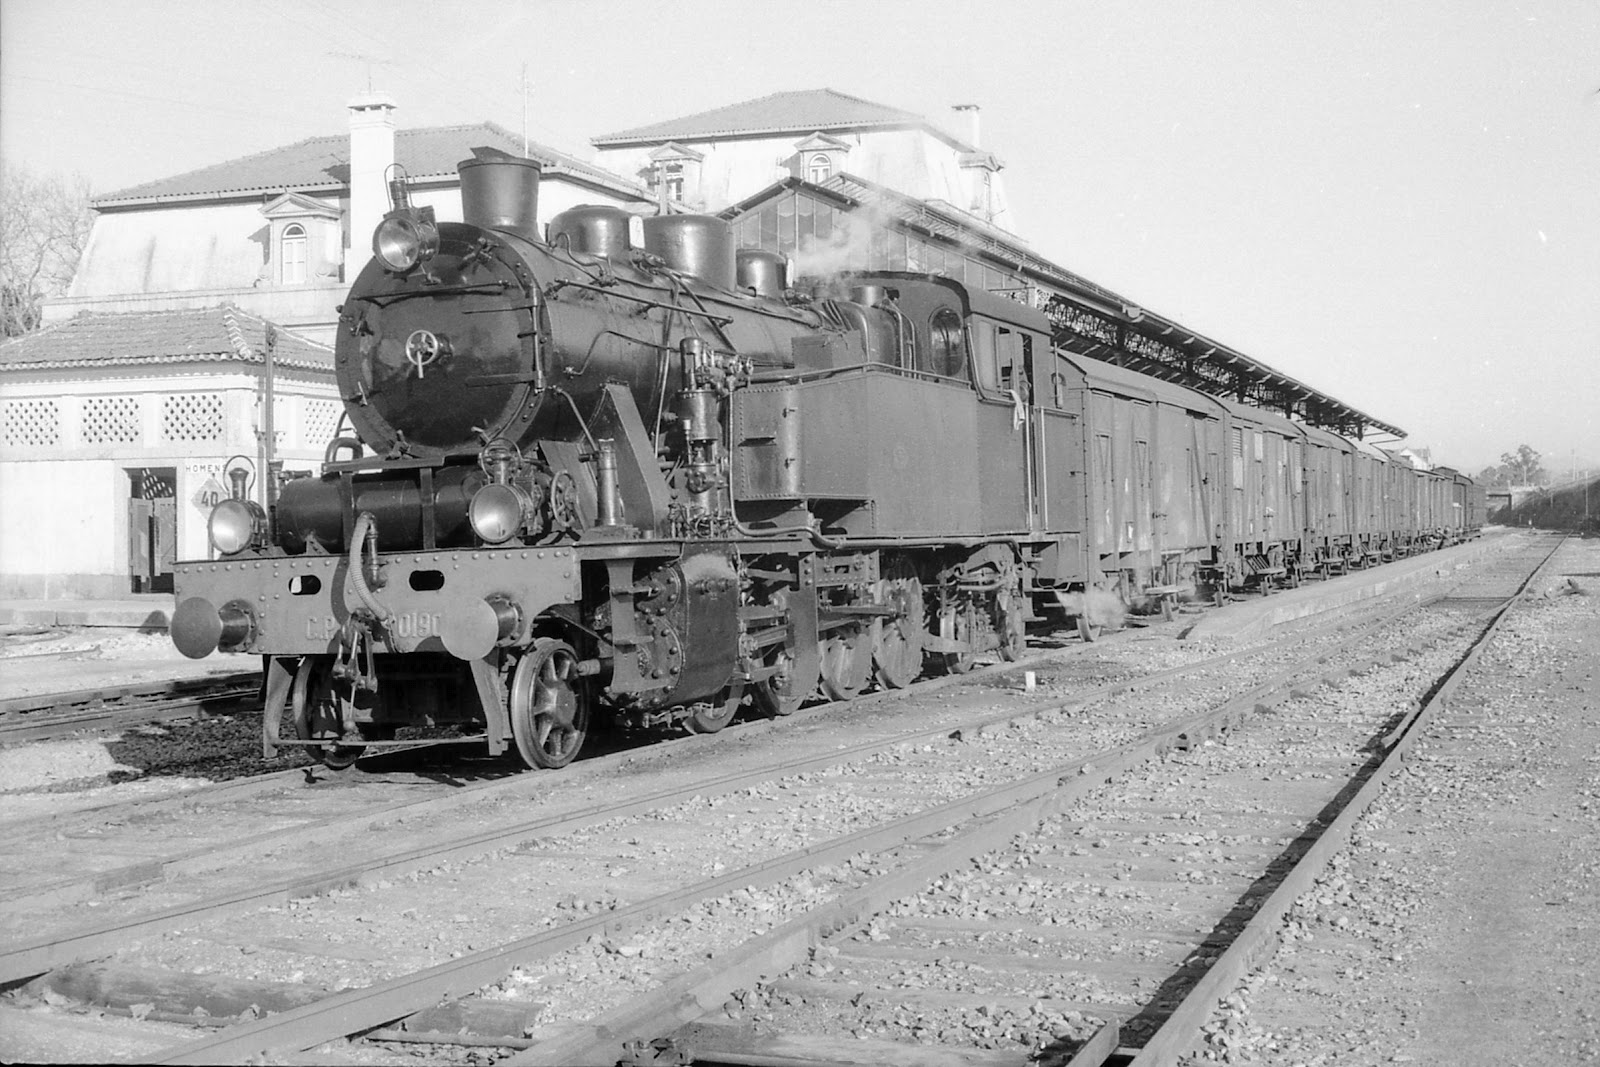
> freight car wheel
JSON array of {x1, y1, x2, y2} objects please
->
[
  {"x1": 508, "y1": 638, "x2": 589, "y2": 770},
  {"x1": 820, "y1": 628, "x2": 871, "y2": 701},
  {"x1": 289, "y1": 657, "x2": 364, "y2": 770}
]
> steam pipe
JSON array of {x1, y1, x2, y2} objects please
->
[{"x1": 348, "y1": 511, "x2": 396, "y2": 630}]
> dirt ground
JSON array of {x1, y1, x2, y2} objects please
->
[{"x1": 1194, "y1": 538, "x2": 1600, "y2": 1064}]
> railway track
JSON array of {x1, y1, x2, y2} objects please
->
[
  {"x1": 0, "y1": 673, "x2": 261, "y2": 745},
  {"x1": 0, "y1": 533, "x2": 1555, "y2": 1064}
]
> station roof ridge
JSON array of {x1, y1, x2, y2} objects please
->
[
  {"x1": 721, "y1": 173, "x2": 1404, "y2": 439},
  {"x1": 592, "y1": 87, "x2": 967, "y2": 148},
  {"x1": 0, "y1": 305, "x2": 332, "y2": 372},
  {"x1": 95, "y1": 122, "x2": 643, "y2": 207}
]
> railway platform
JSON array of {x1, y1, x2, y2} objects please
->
[
  {"x1": 1181, "y1": 531, "x2": 1507, "y2": 643},
  {"x1": 0, "y1": 594, "x2": 173, "y2": 632}
]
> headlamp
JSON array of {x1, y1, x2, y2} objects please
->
[
  {"x1": 372, "y1": 209, "x2": 440, "y2": 273},
  {"x1": 468, "y1": 483, "x2": 527, "y2": 544},
  {"x1": 209, "y1": 498, "x2": 266, "y2": 555}
]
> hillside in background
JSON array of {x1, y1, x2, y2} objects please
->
[{"x1": 1492, "y1": 474, "x2": 1600, "y2": 534}]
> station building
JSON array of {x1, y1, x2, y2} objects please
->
[{"x1": 0, "y1": 94, "x2": 650, "y2": 599}]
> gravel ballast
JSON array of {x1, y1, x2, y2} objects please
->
[{"x1": 1190, "y1": 538, "x2": 1600, "y2": 1064}]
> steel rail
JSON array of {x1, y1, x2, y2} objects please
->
[
  {"x1": 0, "y1": 673, "x2": 261, "y2": 745},
  {"x1": 141, "y1": 591, "x2": 1463, "y2": 1064},
  {"x1": 0, "y1": 689, "x2": 260, "y2": 745},
  {"x1": 0, "y1": 672, "x2": 260, "y2": 717}
]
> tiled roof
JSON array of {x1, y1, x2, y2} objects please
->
[
  {"x1": 0, "y1": 306, "x2": 333, "y2": 372},
  {"x1": 592, "y1": 89, "x2": 951, "y2": 146},
  {"x1": 96, "y1": 123, "x2": 643, "y2": 206}
]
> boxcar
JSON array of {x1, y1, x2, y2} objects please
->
[
  {"x1": 1215, "y1": 399, "x2": 1304, "y2": 590},
  {"x1": 1057, "y1": 354, "x2": 1224, "y2": 612}
]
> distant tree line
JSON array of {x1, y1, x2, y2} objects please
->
[
  {"x1": 1, "y1": 163, "x2": 94, "y2": 338},
  {"x1": 1477, "y1": 444, "x2": 1547, "y2": 488}
]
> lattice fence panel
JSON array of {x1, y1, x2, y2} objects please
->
[
  {"x1": 162, "y1": 392, "x2": 224, "y2": 443},
  {"x1": 301, "y1": 397, "x2": 341, "y2": 447},
  {"x1": 3, "y1": 399, "x2": 60, "y2": 448},
  {"x1": 81, "y1": 396, "x2": 143, "y2": 445}
]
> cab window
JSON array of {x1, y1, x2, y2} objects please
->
[
  {"x1": 972, "y1": 320, "x2": 1028, "y2": 400},
  {"x1": 928, "y1": 308, "x2": 966, "y2": 378}
]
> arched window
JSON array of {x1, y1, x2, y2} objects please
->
[
  {"x1": 929, "y1": 308, "x2": 966, "y2": 379},
  {"x1": 807, "y1": 153, "x2": 832, "y2": 184},
  {"x1": 280, "y1": 224, "x2": 308, "y2": 285}
]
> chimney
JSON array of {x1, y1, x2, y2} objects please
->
[
  {"x1": 347, "y1": 90, "x2": 397, "y2": 278},
  {"x1": 952, "y1": 103, "x2": 980, "y2": 148}
]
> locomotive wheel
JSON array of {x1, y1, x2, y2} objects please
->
[
  {"x1": 508, "y1": 638, "x2": 589, "y2": 770},
  {"x1": 753, "y1": 643, "x2": 811, "y2": 717},
  {"x1": 289, "y1": 657, "x2": 363, "y2": 770},
  {"x1": 820, "y1": 627, "x2": 870, "y2": 701},
  {"x1": 996, "y1": 591, "x2": 1026, "y2": 662},
  {"x1": 873, "y1": 569, "x2": 925, "y2": 689},
  {"x1": 937, "y1": 604, "x2": 979, "y2": 674},
  {"x1": 1076, "y1": 615, "x2": 1100, "y2": 643},
  {"x1": 686, "y1": 683, "x2": 745, "y2": 734}
]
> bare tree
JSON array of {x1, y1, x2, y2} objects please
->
[{"x1": 1, "y1": 163, "x2": 94, "y2": 337}]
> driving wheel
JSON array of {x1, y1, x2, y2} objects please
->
[
  {"x1": 753, "y1": 642, "x2": 812, "y2": 717},
  {"x1": 873, "y1": 564, "x2": 925, "y2": 689},
  {"x1": 686, "y1": 683, "x2": 745, "y2": 734},
  {"x1": 819, "y1": 626, "x2": 870, "y2": 701}
]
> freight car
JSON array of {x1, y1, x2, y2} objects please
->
[{"x1": 170, "y1": 154, "x2": 1478, "y2": 770}]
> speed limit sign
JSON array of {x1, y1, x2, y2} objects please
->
[{"x1": 191, "y1": 476, "x2": 227, "y2": 514}]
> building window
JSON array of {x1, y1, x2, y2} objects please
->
[
  {"x1": 807, "y1": 153, "x2": 832, "y2": 184},
  {"x1": 281, "y1": 224, "x2": 308, "y2": 284},
  {"x1": 653, "y1": 161, "x2": 686, "y2": 203}
]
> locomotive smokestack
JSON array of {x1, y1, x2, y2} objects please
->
[{"x1": 458, "y1": 156, "x2": 542, "y2": 242}]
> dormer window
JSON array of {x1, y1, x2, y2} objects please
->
[
  {"x1": 660, "y1": 161, "x2": 685, "y2": 203},
  {"x1": 260, "y1": 192, "x2": 341, "y2": 287},
  {"x1": 646, "y1": 142, "x2": 705, "y2": 209},
  {"x1": 280, "y1": 224, "x2": 308, "y2": 284},
  {"x1": 791, "y1": 132, "x2": 850, "y2": 187}
]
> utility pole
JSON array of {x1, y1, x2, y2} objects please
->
[
  {"x1": 260, "y1": 325, "x2": 279, "y2": 515},
  {"x1": 521, "y1": 63, "x2": 530, "y2": 157}
]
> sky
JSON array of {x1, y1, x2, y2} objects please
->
[{"x1": 3, "y1": 0, "x2": 1597, "y2": 475}]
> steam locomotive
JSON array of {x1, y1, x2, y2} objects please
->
[{"x1": 170, "y1": 154, "x2": 1483, "y2": 770}]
